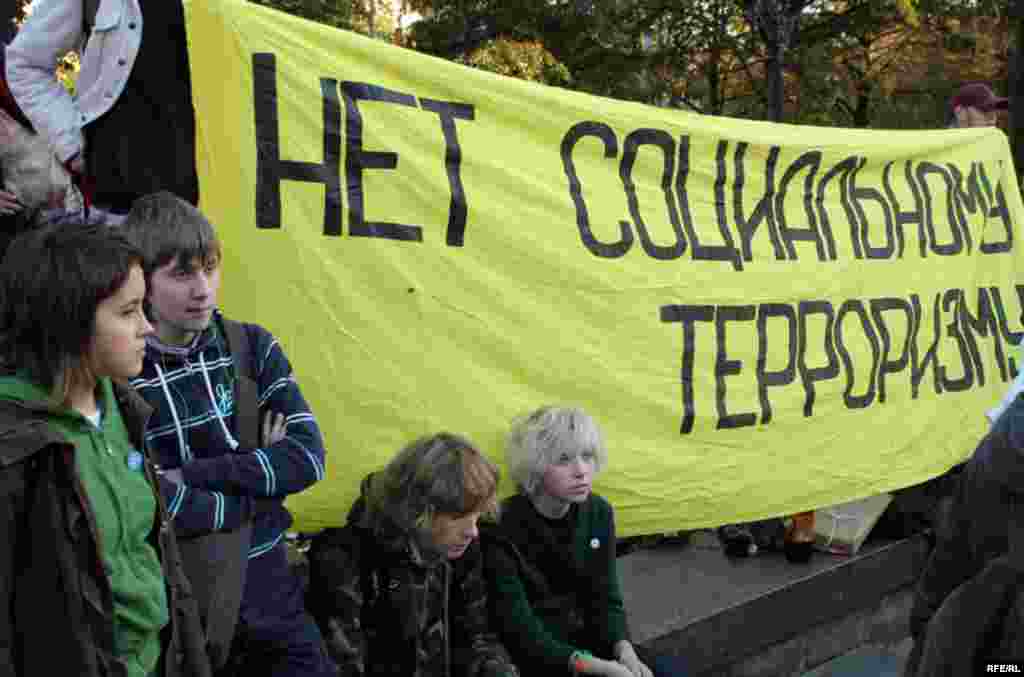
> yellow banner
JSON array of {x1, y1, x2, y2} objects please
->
[{"x1": 187, "y1": 0, "x2": 1024, "y2": 536}]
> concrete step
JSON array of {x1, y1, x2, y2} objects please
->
[{"x1": 620, "y1": 531, "x2": 929, "y2": 676}]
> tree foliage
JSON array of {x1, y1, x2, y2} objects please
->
[
  {"x1": 248, "y1": 0, "x2": 354, "y2": 30},
  {"x1": 15, "y1": 0, "x2": 30, "y2": 24},
  {"x1": 12, "y1": 0, "x2": 1008, "y2": 132},
  {"x1": 409, "y1": 0, "x2": 1009, "y2": 131},
  {"x1": 459, "y1": 39, "x2": 571, "y2": 86},
  {"x1": 248, "y1": 0, "x2": 403, "y2": 39},
  {"x1": 409, "y1": 0, "x2": 655, "y2": 99},
  {"x1": 791, "y1": 0, "x2": 1010, "y2": 128}
]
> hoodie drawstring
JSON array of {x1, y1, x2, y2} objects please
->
[
  {"x1": 154, "y1": 354, "x2": 240, "y2": 464},
  {"x1": 200, "y1": 352, "x2": 240, "y2": 451},
  {"x1": 154, "y1": 361, "x2": 192, "y2": 464}
]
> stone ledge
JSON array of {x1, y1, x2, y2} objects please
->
[{"x1": 619, "y1": 533, "x2": 930, "y2": 676}]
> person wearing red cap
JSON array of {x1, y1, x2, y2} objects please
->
[{"x1": 948, "y1": 82, "x2": 1009, "y2": 128}]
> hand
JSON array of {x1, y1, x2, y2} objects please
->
[
  {"x1": 0, "y1": 190, "x2": 23, "y2": 216},
  {"x1": 618, "y1": 651, "x2": 653, "y2": 677},
  {"x1": 262, "y1": 410, "x2": 287, "y2": 446},
  {"x1": 64, "y1": 151, "x2": 85, "y2": 177},
  {"x1": 160, "y1": 468, "x2": 184, "y2": 484},
  {"x1": 583, "y1": 657, "x2": 634, "y2": 677}
]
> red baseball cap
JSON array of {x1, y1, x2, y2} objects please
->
[{"x1": 950, "y1": 83, "x2": 1009, "y2": 113}]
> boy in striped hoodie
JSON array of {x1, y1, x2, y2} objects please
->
[{"x1": 121, "y1": 191, "x2": 333, "y2": 676}]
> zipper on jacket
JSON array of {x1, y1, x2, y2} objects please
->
[{"x1": 443, "y1": 561, "x2": 451, "y2": 677}]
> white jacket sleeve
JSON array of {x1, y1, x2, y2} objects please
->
[
  {"x1": 5, "y1": 0, "x2": 87, "y2": 163},
  {"x1": 987, "y1": 341, "x2": 1024, "y2": 426}
]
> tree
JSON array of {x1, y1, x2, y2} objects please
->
[
  {"x1": 783, "y1": 0, "x2": 923, "y2": 127},
  {"x1": 244, "y1": 0, "x2": 1013, "y2": 132},
  {"x1": 3, "y1": 0, "x2": 31, "y2": 42},
  {"x1": 408, "y1": 0, "x2": 658, "y2": 101},
  {"x1": 249, "y1": 0, "x2": 401, "y2": 38},
  {"x1": 459, "y1": 38, "x2": 571, "y2": 86},
  {"x1": 614, "y1": 0, "x2": 758, "y2": 115},
  {"x1": 248, "y1": 0, "x2": 354, "y2": 31},
  {"x1": 868, "y1": 2, "x2": 1009, "y2": 128},
  {"x1": 350, "y1": 0, "x2": 398, "y2": 38},
  {"x1": 736, "y1": 0, "x2": 1008, "y2": 127},
  {"x1": 745, "y1": 0, "x2": 808, "y2": 121}
]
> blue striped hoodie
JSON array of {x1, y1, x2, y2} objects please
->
[{"x1": 131, "y1": 311, "x2": 326, "y2": 560}]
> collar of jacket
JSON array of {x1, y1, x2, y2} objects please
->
[
  {"x1": 0, "y1": 380, "x2": 152, "y2": 468},
  {"x1": 353, "y1": 509, "x2": 441, "y2": 568},
  {"x1": 144, "y1": 310, "x2": 224, "y2": 363},
  {"x1": 349, "y1": 472, "x2": 449, "y2": 568},
  {"x1": 112, "y1": 379, "x2": 154, "y2": 449}
]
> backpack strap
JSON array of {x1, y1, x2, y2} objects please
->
[
  {"x1": 175, "y1": 317, "x2": 260, "y2": 669},
  {"x1": 83, "y1": 0, "x2": 100, "y2": 35},
  {"x1": 219, "y1": 317, "x2": 260, "y2": 450}
]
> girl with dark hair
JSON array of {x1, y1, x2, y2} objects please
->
[
  {"x1": 306, "y1": 432, "x2": 520, "y2": 677},
  {"x1": 0, "y1": 223, "x2": 211, "y2": 677}
]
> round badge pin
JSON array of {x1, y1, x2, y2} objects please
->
[
  {"x1": 127, "y1": 450, "x2": 144, "y2": 472},
  {"x1": 590, "y1": 538, "x2": 601, "y2": 549}
]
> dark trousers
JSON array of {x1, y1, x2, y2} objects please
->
[
  {"x1": 638, "y1": 645, "x2": 690, "y2": 677},
  {"x1": 218, "y1": 543, "x2": 335, "y2": 677}
]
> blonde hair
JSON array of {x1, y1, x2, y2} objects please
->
[{"x1": 505, "y1": 406, "x2": 608, "y2": 495}]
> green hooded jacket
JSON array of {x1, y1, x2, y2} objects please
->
[{"x1": 0, "y1": 374, "x2": 211, "y2": 677}]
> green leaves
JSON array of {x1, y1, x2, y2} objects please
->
[
  {"x1": 895, "y1": 0, "x2": 920, "y2": 27},
  {"x1": 459, "y1": 39, "x2": 572, "y2": 86},
  {"x1": 248, "y1": 0, "x2": 354, "y2": 31}
]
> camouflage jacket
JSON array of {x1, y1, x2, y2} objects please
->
[{"x1": 306, "y1": 504, "x2": 518, "y2": 677}]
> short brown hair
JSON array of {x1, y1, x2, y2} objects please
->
[
  {"x1": 120, "y1": 191, "x2": 221, "y2": 277},
  {"x1": 460, "y1": 446, "x2": 500, "y2": 516},
  {"x1": 366, "y1": 432, "x2": 500, "y2": 537}
]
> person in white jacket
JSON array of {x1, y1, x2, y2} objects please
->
[
  {"x1": 0, "y1": 44, "x2": 27, "y2": 219},
  {"x1": 5, "y1": 0, "x2": 198, "y2": 214}
]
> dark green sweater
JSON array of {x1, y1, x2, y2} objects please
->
[{"x1": 484, "y1": 493, "x2": 629, "y2": 674}]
